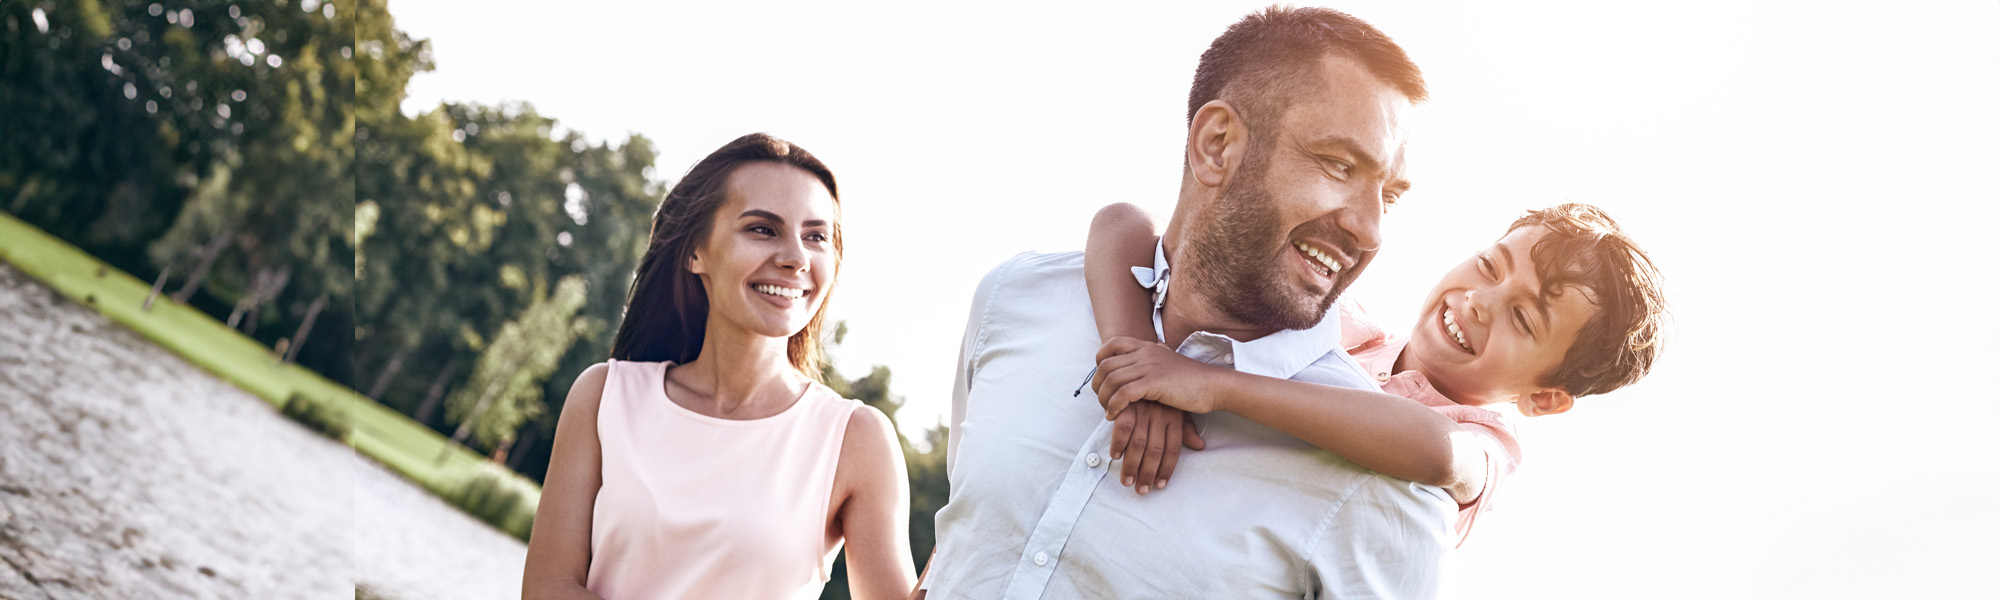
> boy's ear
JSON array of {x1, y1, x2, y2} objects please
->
[{"x1": 1518, "y1": 388, "x2": 1574, "y2": 417}]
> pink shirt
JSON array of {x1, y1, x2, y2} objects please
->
[
  {"x1": 1338, "y1": 301, "x2": 1523, "y2": 548},
  {"x1": 587, "y1": 360, "x2": 859, "y2": 600}
]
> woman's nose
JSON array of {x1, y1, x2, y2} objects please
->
[{"x1": 774, "y1": 240, "x2": 809, "y2": 273}]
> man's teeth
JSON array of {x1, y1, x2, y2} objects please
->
[
  {"x1": 1443, "y1": 308, "x2": 1472, "y2": 353},
  {"x1": 753, "y1": 284, "x2": 805, "y2": 299},
  {"x1": 1293, "y1": 242, "x2": 1341, "y2": 277}
]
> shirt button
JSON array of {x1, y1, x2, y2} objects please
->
[
  {"x1": 1086, "y1": 453, "x2": 1102, "y2": 468},
  {"x1": 1033, "y1": 551, "x2": 1049, "y2": 566},
  {"x1": 1376, "y1": 372, "x2": 1391, "y2": 383}
]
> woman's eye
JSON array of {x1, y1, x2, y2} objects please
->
[
  {"x1": 1514, "y1": 309, "x2": 1533, "y2": 337},
  {"x1": 804, "y1": 232, "x2": 829, "y2": 243},
  {"x1": 1477, "y1": 256, "x2": 1493, "y2": 276}
]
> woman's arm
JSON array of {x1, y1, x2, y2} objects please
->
[
  {"x1": 836, "y1": 405, "x2": 918, "y2": 600},
  {"x1": 1095, "y1": 340, "x2": 1490, "y2": 503},
  {"x1": 521, "y1": 364, "x2": 612, "y2": 600}
]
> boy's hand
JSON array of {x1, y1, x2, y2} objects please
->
[
  {"x1": 1092, "y1": 336, "x2": 1222, "y2": 494},
  {"x1": 1108, "y1": 401, "x2": 1203, "y2": 494},
  {"x1": 1093, "y1": 337, "x2": 1232, "y2": 417}
]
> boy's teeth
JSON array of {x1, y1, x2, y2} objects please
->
[
  {"x1": 1443, "y1": 308, "x2": 1472, "y2": 352},
  {"x1": 1293, "y1": 242, "x2": 1341, "y2": 276},
  {"x1": 753, "y1": 284, "x2": 804, "y2": 299}
]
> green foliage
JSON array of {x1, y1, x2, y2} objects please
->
[
  {"x1": 454, "y1": 464, "x2": 534, "y2": 542},
  {"x1": 817, "y1": 331, "x2": 952, "y2": 600},
  {"x1": 2, "y1": 0, "x2": 363, "y2": 387},
  {"x1": 444, "y1": 275, "x2": 593, "y2": 451},
  {"x1": 351, "y1": 7, "x2": 660, "y2": 446},
  {"x1": 280, "y1": 392, "x2": 352, "y2": 443}
]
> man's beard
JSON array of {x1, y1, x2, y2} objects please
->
[{"x1": 1182, "y1": 148, "x2": 1359, "y2": 332}]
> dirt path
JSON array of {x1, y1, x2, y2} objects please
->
[{"x1": 0, "y1": 263, "x2": 525, "y2": 599}]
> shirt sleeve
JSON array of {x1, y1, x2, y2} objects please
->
[
  {"x1": 1304, "y1": 475, "x2": 1454, "y2": 599},
  {"x1": 946, "y1": 253, "x2": 1022, "y2": 479},
  {"x1": 1439, "y1": 410, "x2": 1522, "y2": 548}
]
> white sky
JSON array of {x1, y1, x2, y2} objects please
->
[{"x1": 393, "y1": 1, "x2": 1998, "y2": 597}]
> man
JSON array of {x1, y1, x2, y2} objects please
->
[{"x1": 917, "y1": 7, "x2": 1449, "y2": 599}]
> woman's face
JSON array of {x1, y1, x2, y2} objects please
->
[{"x1": 689, "y1": 161, "x2": 839, "y2": 341}]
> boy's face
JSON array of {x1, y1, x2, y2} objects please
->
[{"x1": 1403, "y1": 225, "x2": 1597, "y2": 409}]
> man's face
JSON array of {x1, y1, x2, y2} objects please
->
[
  {"x1": 1402, "y1": 225, "x2": 1597, "y2": 406},
  {"x1": 1184, "y1": 55, "x2": 1412, "y2": 332}
]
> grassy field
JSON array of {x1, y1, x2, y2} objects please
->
[{"x1": 0, "y1": 211, "x2": 539, "y2": 538}]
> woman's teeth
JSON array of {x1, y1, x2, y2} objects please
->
[
  {"x1": 1443, "y1": 308, "x2": 1472, "y2": 353},
  {"x1": 1293, "y1": 242, "x2": 1341, "y2": 277},
  {"x1": 753, "y1": 284, "x2": 805, "y2": 299}
]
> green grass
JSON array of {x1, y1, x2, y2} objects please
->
[{"x1": 0, "y1": 211, "x2": 540, "y2": 538}]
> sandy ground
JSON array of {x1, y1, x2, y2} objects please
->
[{"x1": 0, "y1": 263, "x2": 525, "y2": 599}]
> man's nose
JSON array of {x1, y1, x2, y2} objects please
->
[{"x1": 1337, "y1": 200, "x2": 1383, "y2": 252}]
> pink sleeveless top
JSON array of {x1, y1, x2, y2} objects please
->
[{"x1": 586, "y1": 360, "x2": 859, "y2": 600}]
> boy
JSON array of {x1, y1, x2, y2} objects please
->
[{"x1": 1085, "y1": 202, "x2": 1666, "y2": 545}]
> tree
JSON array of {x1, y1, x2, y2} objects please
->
[
  {"x1": 442, "y1": 275, "x2": 593, "y2": 453},
  {"x1": 816, "y1": 327, "x2": 951, "y2": 600},
  {"x1": 3, "y1": 0, "x2": 363, "y2": 386}
]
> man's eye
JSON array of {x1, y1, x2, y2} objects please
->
[{"x1": 1321, "y1": 159, "x2": 1352, "y2": 178}]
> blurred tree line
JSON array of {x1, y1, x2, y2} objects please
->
[
  {"x1": 2, "y1": 0, "x2": 947, "y2": 584},
  {"x1": 4, "y1": 0, "x2": 358, "y2": 376}
]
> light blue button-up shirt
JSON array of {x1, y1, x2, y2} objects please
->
[{"x1": 927, "y1": 247, "x2": 1454, "y2": 599}]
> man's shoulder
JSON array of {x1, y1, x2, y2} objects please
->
[
  {"x1": 989, "y1": 249, "x2": 1084, "y2": 275},
  {"x1": 970, "y1": 250, "x2": 1087, "y2": 307}
]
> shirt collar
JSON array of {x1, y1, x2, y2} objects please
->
[
  {"x1": 1129, "y1": 238, "x2": 1173, "y2": 310},
  {"x1": 1139, "y1": 239, "x2": 1345, "y2": 381}
]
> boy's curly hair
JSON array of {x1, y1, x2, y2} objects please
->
[{"x1": 1511, "y1": 204, "x2": 1667, "y2": 398}]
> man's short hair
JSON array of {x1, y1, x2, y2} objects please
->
[
  {"x1": 1188, "y1": 6, "x2": 1428, "y2": 131},
  {"x1": 1509, "y1": 203, "x2": 1668, "y2": 398}
]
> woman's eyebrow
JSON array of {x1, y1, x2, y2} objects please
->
[
  {"x1": 739, "y1": 209, "x2": 827, "y2": 229},
  {"x1": 738, "y1": 209, "x2": 784, "y2": 223}
]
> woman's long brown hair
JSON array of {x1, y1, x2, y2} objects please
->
[{"x1": 608, "y1": 133, "x2": 841, "y2": 380}]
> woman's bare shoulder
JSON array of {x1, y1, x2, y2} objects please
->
[
  {"x1": 843, "y1": 403, "x2": 897, "y2": 452},
  {"x1": 558, "y1": 362, "x2": 615, "y2": 426}
]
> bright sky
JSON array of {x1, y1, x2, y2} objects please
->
[{"x1": 394, "y1": 1, "x2": 1998, "y2": 597}]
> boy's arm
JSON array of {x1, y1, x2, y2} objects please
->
[
  {"x1": 1084, "y1": 203, "x2": 1202, "y2": 493},
  {"x1": 1095, "y1": 339, "x2": 1489, "y2": 503},
  {"x1": 1085, "y1": 202, "x2": 1163, "y2": 344}
]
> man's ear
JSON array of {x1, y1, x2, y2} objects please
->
[
  {"x1": 1518, "y1": 388, "x2": 1574, "y2": 417},
  {"x1": 1187, "y1": 100, "x2": 1248, "y2": 189}
]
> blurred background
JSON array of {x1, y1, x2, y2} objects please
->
[{"x1": 1, "y1": 0, "x2": 1994, "y2": 598}]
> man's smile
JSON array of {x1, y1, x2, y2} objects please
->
[{"x1": 1291, "y1": 240, "x2": 1345, "y2": 278}]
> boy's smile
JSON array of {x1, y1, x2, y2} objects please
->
[{"x1": 1398, "y1": 225, "x2": 1597, "y2": 410}]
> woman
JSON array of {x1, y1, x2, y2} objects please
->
[{"x1": 522, "y1": 133, "x2": 915, "y2": 599}]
